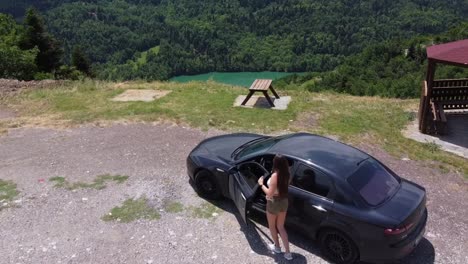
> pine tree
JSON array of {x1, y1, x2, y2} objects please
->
[
  {"x1": 72, "y1": 46, "x2": 92, "y2": 76},
  {"x1": 20, "y1": 8, "x2": 63, "y2": 73}
]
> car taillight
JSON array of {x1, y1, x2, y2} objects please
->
[{"x1": 384, "y1": 222, "x2": 414, "y2": 236}]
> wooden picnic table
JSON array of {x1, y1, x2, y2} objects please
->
[{"x1": 241, "y1": 79, "x2": 280, "y2": 107}]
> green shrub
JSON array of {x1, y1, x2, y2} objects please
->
[{"x1": 33, "y1": 72, "x2": 54, "y2": 80}]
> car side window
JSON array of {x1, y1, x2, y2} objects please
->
[
  {"x1": 252, "y1": 154, "x2": 275, "y2": 173},
  {"x1": 248, "y1": 155, "x2": 296, "y2": 175},
  {"x1": 292, "y1": 164, "x2": 331, "y2": 198},
  {"x1": 238, "y1": 162, "x2": 267, "y2": 189}
]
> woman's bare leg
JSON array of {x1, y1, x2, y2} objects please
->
[
  {"x1": 276, "y1": 211, "x2": 290, "y2": 253},
  {"x1": 266, "y1": 212, "x2": 280, "y2": 247}
]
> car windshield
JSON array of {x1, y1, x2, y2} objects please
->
[
  {"x1": 347, "y1": 159, "x2": 400, "y2": 206},
  {"x1": 234, "y1": 136, "x2": 285, "y2": 160}
]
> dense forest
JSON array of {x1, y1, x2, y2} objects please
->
[
  {"x1": 275, "y1": 22, "x2": 468, "y2": 98},
  {"x1": 0, "y1": 0, "x2": 467, "y2": 97}
]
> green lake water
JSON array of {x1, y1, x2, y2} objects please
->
[{"x1": 170, "y1": 72, "x2": 301, "y2": 87}]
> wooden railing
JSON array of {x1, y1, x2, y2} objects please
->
[
  {"x1": 432, "y1": 78, "x2": 468, "y2": 88},
  {"x1": 431, "y1": 79, "x2": 468, "y2": 110}
]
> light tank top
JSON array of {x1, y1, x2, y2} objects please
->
[{"x1": 267, "y1": 177, "x2": 279, "y2": 196}]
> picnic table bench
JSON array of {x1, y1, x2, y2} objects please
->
[{"x1": 241, "y1": 79, "x2": 280, "y2": 107}]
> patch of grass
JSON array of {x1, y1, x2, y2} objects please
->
[
  {"x1": 164, "y1": 201, "x2": 184, "y2": 213},
  {"x1": 189, "y1": 202, "x2": 222, "y2": 219},
  {"x1": 49, "y1": 174, "x2": 129, "y2": 190},
  {"x1": 0, "y1": 179, "x2": 19, "y2": 210},
  {"x1": 6, "y1": 80, "x2": 468, "y2": 179},
  {"x1": 136, "y1": 46, "x2": 160, "y2": 65},
  {"x1": 422, "y1": 141, "x2": 441, "y2": 153},
  {"x1": 49, "y1": 176, "x2": 67, "y2": 188},
  {"x1": 438, "y1": 164, "x2": 450, "y2": 174},
  {"x1": 94, "y1": 174, "x2": 129, "y2": 185},
  {"x1": 405, "y1": 111, "x2": 417, "y2": 122},
  {"x1": 10, "y1": 80, "x2": 309, "y2": 133},
  {"x1": 0, "y1": 179, "x2": 19, "y2": 201},
  {"x1": 102, "y1": 197, "x2": 160, "y2": 223}
]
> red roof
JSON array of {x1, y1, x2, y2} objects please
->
[{"x1": 426, "y1": 39, "x2": 468, "y2": 66}]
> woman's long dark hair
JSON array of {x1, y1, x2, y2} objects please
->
[{"x1": 273, "y1": 154, "x2": 290, "y2": 198}]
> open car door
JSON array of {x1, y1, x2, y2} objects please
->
[{"x1": 229, "y1": 162, "x2": 269, "y2": 223}]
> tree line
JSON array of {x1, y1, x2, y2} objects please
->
[
  {"x1": 0, "y1": 9, "x2": 92, "y2": 80},
  {"x1": 275, "y1": 22, "x2": 468, "y2": 98},
  {"x1": 1, "y1": 0, "x2": 466, "y2": 81}
]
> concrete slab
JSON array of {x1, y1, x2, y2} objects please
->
[
  {"x1": 111, "y1": 89, "x2": 171, "y2": 102},
  {"x1": 403, "y1": 113, "x2": 468, "y2": 159},
  {"x1": 233, "y1": 95, "x2": 291, "y2": 110}
]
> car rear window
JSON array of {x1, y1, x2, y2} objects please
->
[{"x1": 347, "y1": 159, "x2": 400, "y2": 206}]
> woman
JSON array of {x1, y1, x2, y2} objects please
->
[{"x1": 258, "y1": 154, "x2": 293, "y2": 260}]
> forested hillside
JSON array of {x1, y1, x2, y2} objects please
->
[
  {"x1": 276, "y1": 22, "x2": 468, "y2": 98},
  {"x1": 1, "y1": 0, "x2": 467, "y2": 81}
]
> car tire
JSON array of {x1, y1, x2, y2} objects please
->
[
  {"x1": 195, "y1": 170, "x2": 221, "y2": 200},
  {"x1": 319, "y1": 229, "x2": 359, "y2": 264}
]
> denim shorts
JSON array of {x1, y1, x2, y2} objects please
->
[{"x1": 266, "y1": 196, "x2": 288, "y2": 214}]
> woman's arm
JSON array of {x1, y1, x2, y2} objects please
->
[{"x1": 258, "y1": 173, "x2": 278, "y2": 197}]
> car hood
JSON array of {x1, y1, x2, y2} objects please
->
[{"x1": 193, "y1": 133, "x2": 264, "y2": 163}]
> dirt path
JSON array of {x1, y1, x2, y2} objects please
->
[{"x1": 0, "y1": 124, "x2": 467, "y2": 264}]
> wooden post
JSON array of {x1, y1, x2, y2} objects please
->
[
  {"x1": 418, "y1": 81, "x2": 427, "y2": 131},
  {"x1": 420, "y1": 60, "x2": 436, "y2": 134}
]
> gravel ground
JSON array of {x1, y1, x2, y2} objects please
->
[{"x1": 0, "y1": 123, "x2": 467, "y2": 264}]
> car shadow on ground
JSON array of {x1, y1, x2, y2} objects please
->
[
  {"x1": 391, "y1": 238, "x2": 435, "y2": 264},
  {"x1": 205, "y1": 198, "x2": 319, "y2": 263},
  {"x1": 203, "y1": 197, "x2": 436, "y2": 264}
]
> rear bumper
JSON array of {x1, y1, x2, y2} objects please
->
[{"x1": 361, "y1": 208, "x2": 428, "y2": 262}]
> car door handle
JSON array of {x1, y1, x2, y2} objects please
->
[
  {"x1": 241, "y1": 192, "x2": 246, "y2": 201},
  {"x1": 312, "y1": 205, "x2": 327, "y2": 213}
]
